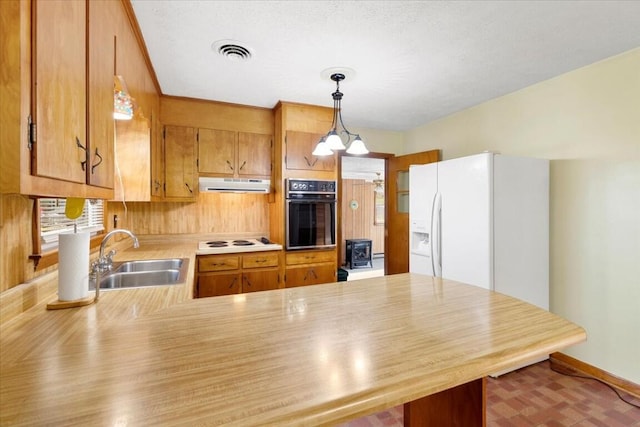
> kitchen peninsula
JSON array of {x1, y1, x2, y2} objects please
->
[{"x1": 0, "y1": 265, "x2": 585, "y2": 426}]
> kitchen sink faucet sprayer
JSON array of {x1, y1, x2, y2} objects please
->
[{"x1": 92, "y1": 229, "x2": 139, "y2": 302}]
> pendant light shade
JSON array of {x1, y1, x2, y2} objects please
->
[
  {"x1": 346, "y1": 135, "x2": 369, "y2": 155},
  {"x1": 313, "y1": 73, "x2": 368, "y2": 156},
  {"x1": 325, "y1": 130, "x2": 346, "y2": 150},
  {"x1": 312, "y1": 136, "x2": 334, "y2": 156}
]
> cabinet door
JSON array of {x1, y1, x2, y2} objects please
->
[
  {"x1": 33, "y1": 0, "x2": 87, "y2": 183},
  {"x1": 164, "y1": 125, "x2": 196, "y2": 199},
  {"x1": 86, "y1": 0, "x2": 115, "y2": 189},
  {"x1": 285, "y1": 263, "x2": 336, "y2": 287},
  {"x1": 238, "y1": 132, "x2": 271, "y2": 177},
  {"x1": 198, "y1": 128, "x2": 236, "y2": 175},
  {"x1": 285, "y1": 131, "x2": 335, "y2": 172},
  {"x1": 150, "y1": 110, "x2": 164, "y2": 197},
  {"x1": 112, "y1": 118, "x2": 151, "y2": 201},
  {"x1": 242, "y1": 270, "x2": 280, "y2": 293},
  {"x1": 197, "y1": 273, "x2": 241, "y2": 298}
]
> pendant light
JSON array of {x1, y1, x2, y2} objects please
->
[{"x1": 312, "y1": 73, "x2": 369, "y2": 156}]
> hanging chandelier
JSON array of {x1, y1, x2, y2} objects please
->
[
  {"x1": 373, "y1": 172, "x2": 384, "y2": 194},
  {"x1": 312, "y1": 73, "x2": 369, "y2": 156}
]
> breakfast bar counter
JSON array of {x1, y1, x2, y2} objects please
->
[{"x1": 0, "y1": 273, "x2": 585, "y2": 426}]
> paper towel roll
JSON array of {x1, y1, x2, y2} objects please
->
[{"x1": 58, "y1": 231, "x2": 90, "y2": 301}]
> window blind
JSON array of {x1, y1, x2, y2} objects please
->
[{"x1": 40, "y1": 199, "x2": 105, "y2": 251}]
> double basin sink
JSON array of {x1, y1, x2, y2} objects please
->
[{"x1": 91, "y1": 258, "x2": 189, "y2": 290}]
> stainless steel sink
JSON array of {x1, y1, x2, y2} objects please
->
[
  {"x1": 99, "y1": 270, "x2": 182, "y2": 289},
  {"x1": 91, "y1": 258, "x2": 189, "y2": 290},
  {"x1": 114, "y1": 258, "x2": 184, "y2": 273}
]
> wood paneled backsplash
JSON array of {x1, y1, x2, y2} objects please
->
[
  {"x1": 107, "y1": 192, "x2": 270, "y2": 236},
  {"x1": 341, "y1": 179, "x2": 385, "y2": 263},
  {"x1": 0, "y1": 194, "x2": 62, "y2": 292},
  {"x1": 1, "y1": 194, "x2": 32, "y2": 292}
]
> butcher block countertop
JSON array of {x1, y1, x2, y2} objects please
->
[{"x1": 1, "y1": 268, "x2": 585, "y2": 426}]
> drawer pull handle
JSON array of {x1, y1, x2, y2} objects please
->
[
  {"x1": 303, "y1": 156, "x2": 319, "y2": 167},
  {"x1": 228, "y1": 277, "x2": 237, "y2": 289},
  {"x1": 91, "y1": 147, "x2": 103, "y2": 174},
  {"x1": 76, "y1": 137, "x2": 87, "y2": 171}
]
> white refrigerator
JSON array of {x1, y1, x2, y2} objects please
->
[{"x1": 409, "y1": 153, "x2": 549, "y2": 311}]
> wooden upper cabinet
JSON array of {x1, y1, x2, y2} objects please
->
[
  {"x1": 87, "y1": 0, "x2": 115, "y2": 189},
  {"x1": 285, "y1": 131, "x2": 335, "y2": 172},
  {"x1": 150, "y1": 110, "x2": 164, "y2": 198},
  {"x1": 32, "y1": 0, "x2": 87, "y2": 184},
  {"x1": 237, "y1": 132, "x2": 272, "y2": 177},
  {"x1": 198, "y1": 129, "x2": 236, "y2": 175},
  {"x1": 112, "y1": 118, "x2": 151, "y2": 201},
  {"x1": 163, "y1": 125, "x2": 197, "y2": 200},
  {"x1": 198, "y1": 129, "x2": 271, "y2": 178}
]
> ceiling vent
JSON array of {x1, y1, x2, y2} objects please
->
[{"x1": 212, "y1": 39, "x2": 253, "y2": 61}]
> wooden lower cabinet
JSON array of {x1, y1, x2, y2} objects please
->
[
  {"x1": 285, "y1": 264, "x2": 336, "y2": 288},
  {"x1": 198, "y1": 273, "x2": 241, "y2": 297},
  {"x1": 196, "y1": 251, "x2": 282, "y2": 298},
  {"x1": 285, "y1": 249, "x2": 337, "y2": 288},
  {"x1": 242, "y1": 270, "x2": 280, "y2": 293}
]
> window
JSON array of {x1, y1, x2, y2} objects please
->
[{"x1": 39, "y1": 198, "x2": 105, "y2": 252}]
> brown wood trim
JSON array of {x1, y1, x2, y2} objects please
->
[
  {"x1": 550, "y1": 352, "x2": 640, "y2": 399},
  {"x1": 404, "y1": 377, "x2": 486, "y2": 426},
  {"x1": 120, "y1": 0, "x2": 162, "y2": 95},
  {"x1": 162, "y1": 94, "x2": 275, "y2": 112}
]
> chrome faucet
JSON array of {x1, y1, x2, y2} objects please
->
[{"x1": 91, "y1": 229, "x2": 139, "y2": 302}]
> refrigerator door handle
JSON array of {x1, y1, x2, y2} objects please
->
[{"x1": 431, "y1": 192, "x2": 442, "y2": 277}]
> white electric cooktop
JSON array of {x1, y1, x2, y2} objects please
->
[{"x1": 196, "y1": 238, "x2": 283, "y2": 255}]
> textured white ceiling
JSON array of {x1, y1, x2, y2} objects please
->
[{"x1": 130, "y1": 1, "x2": 640, "y2": 132}]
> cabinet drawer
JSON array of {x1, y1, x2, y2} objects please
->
[
  {"x1": 198, "y1": 255, "x2": 240, "y2": 272},
  {"x1": 243, "y1": 253, "x2": 279, "y2": 269},
  {"x1": 286, "y1": 250, "x2": 335, "y2": 266}
]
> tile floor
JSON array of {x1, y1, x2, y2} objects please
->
[{"x1": 338, "y1": 361, "x2": 640, "y2": 426}]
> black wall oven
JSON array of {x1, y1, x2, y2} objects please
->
[{"x1": 285, "y1": 179, "x2": 337, "y2": 250}]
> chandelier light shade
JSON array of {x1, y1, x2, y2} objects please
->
[
  {"x1": 114, "y1": 75, "x2": 134, "y2": 120},
  {"x1": 311, "y1": 136, "x2": 334, "y2": 156},
  {"x1": 313, "y1": 73, "x2": 369, "y2": 156}
]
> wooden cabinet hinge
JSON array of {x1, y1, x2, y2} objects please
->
[{"x1": 27, "y1": 114, "x2": 36, "y2": 150}]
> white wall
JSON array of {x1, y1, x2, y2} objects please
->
[
  {"x1": 349, "y1": 126, "x2": 404, "y2": 156},
  {"x1": 404, "y1": 48, "x2": 640, "y2": 383}
]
